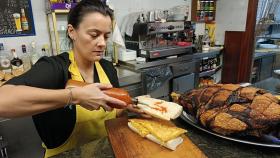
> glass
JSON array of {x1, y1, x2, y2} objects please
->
[{"x1": 13, "y1": 13, "x2": 22, "y2": 32}]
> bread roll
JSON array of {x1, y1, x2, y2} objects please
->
[
  {"x1": 4, "y1": 73, "x2": 14, "y2": 81},
  {"x1": 12, "y1": 68, "x2": 24, "y2": 76},
  {"x1": 0, "y1": 71, "x2": 5, "y2": 80},
  {"x1": 136, "y1": 96, "x2": 183, "y2": 120}
]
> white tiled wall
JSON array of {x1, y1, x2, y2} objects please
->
[
  {"x1": 215, "y1": 0, "x2": 249, "y2": 45},
  {"x1": 0, "y1": 0, "x2": 191, "y2": 53}
]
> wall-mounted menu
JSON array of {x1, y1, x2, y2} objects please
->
[{"x1": 0, "y1": 0, "x2": 35, "y2": 38}]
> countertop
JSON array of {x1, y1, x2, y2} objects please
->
[
  {"x1": 193, "y1": 48, "x2": 222, "y2": 59},
  {"x1": 52, "y1": 116, "x2": 280, "y2": 158},
  {"x1": 118, "y1": 48, "x2": 222, "y2": 71},
  {"x1": 254, "y1": 51, "x2": 277, "y2": 60},
  {"x1": 52, "y1": 69, "x2": 280, "y2": 158},
  {"x1": 115, "y1": 66, "x2": 141, "y2": 87},
  {"x1": 253, "y1": 76, "x2": 280, "y2": 94}
]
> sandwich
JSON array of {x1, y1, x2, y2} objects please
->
[
  {"x1": 128, "y1": 118, "x2": 186, "y2": 150},
  {"x1": 135, "y1": 96, "x2": 183, "y2": 120}
]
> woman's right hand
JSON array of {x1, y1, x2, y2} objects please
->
[{"x1": 70, "y1": 83, "x2": 127, "y2": 111}]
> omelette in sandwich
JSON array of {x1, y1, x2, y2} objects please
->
[{"x1": 128, "y1": 118, "x2": 186, "y2": 150}]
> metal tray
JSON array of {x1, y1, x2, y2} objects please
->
[{"x1": 180, "y1": 111, "x2": 280, "y2": 148}]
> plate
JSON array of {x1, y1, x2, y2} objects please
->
[{"x1": 180, "y1": 111, "x2": 280, "y2": 148}]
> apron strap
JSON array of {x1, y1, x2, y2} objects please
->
[{"x1": 95, "y1": 61, "x2": 110, "y2": 84}]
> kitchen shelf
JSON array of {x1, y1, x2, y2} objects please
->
[
  {"x1": 191, "y1": 0, "x2": 216, "y2": 23},
  {"x1": 52, "y1": 9, "x2": 70, "y2": 14},
  {"x1": 197, "y1": 9, "x2": 215, "y2": 11},
  {"x1": 256, "y1": 35, "x2": 280, "y2": 39},
  {"x1": 46, "y1": 9, "x2": 69, "y2": 55},
  {"x1": 199, "y1": 65, "x2": 221, "y2": 77}
]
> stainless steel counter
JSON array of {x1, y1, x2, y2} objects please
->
[
  {"x1": 193, "y1": 48, "x2": 222, "y2": 59},
  {"x1": 115, "y1": 66, "x2": 143, "y2": 97},
  {"x1": 254, "y1": 51, "x2": 277, "y2": 60},
  {"x1": 115, "y1": 66, "x2": 141, "y2": 87},
  {"x1": 119, "y1": 54, "x2": 193, "y2": 70},
  {"x1": 118, "y1": 48, "x2": 222, "y2": 71}
]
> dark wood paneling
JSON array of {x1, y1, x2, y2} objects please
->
[
  {"x1": 222, "y1": 31, "x2": 243, "y2": 83},
  {"x1": 191, "y1": 0, "x2": 198, "y2": 21},
  {"x1": 237, "y1": 0, "x2": 258, "y2": 82},
  {"x1": 222, "y1": 0, "x2": 258, "y2": 83}
]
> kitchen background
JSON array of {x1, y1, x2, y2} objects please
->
[
  {"x1": 0, "y1": 0, "x2": 251, "y2": 54},
  {"x1": 1, "y1": 0, "x2": 280, "y2": 158}
]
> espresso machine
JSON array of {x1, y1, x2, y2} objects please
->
[
  {"x1": 122, "y1": 21, "x2": 197, "y2": 101},
  {"x1": 125, "y1": 21, "x2": 194, "y2": 61}
]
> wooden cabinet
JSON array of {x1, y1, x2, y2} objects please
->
[{"x1": 191, "y1": 0, "x2": 216, "y2": 23}]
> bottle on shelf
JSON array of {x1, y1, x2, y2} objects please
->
[
  {"x1": 209, "y1": 1, "x2": 215, "y2": 10},
  {"x1": 30, "y1": 41, "x2": 41, "y2": 65},
  {"x1": 21, "y1": 44, "x2": 32, "y2": 71},
  {"x1": 10, "y1": 49, "x2": 23, "y2": 71},
  {"x1": 0, "y1": 43, "x2": 12, "y2": 73},
  {"x1": 43, "y1": 44, "x2": 51, "y2": 56},
  {"x1": 21, "y1": 8, "x2": 29, "y2": 31},
  {"x1": 202, "y1": 29, "x2": 210, "y2": 51},
  {"x1": 194, "y1": 0, "x2": 215, "y2": 22},
  {"x1": 41, "y1": 48, "x2": 48, "y2": 57},
  {"x1": 197, "y1": 0, "x2": 200, "y2": 10},
  {"x1": 0, "y1": 43, "x2": 3, "y2": 51}
]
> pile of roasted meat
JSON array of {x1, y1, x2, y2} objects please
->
[{"x1": 178, "y1": 84, "x2": 280, "y2": 137}]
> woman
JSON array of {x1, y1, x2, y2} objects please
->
[{"x1": 0, "y1": 0, "x2": 143, "y2": 157}]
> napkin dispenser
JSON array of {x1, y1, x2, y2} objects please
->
[{"x1": 118, "y1": 49, "x2": 137, "y2": 61}]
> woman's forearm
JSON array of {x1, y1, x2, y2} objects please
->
[
  {"x1": 0, "y1": 83, "x2": 128, "y2": 118},
  {"x1": 0, "y1": 85, "x2": 70, "y2": 118}
]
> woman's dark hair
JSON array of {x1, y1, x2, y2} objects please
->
[{"x1": 67, "y1": 0, "x2": 113, "y2": 43}]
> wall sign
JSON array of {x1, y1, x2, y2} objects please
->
[{"x1": 0, "y1": 0, "x2": 36, "y2": 38}]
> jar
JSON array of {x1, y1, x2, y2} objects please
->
[
  {"x1": 208, "y1": 11, "x2": 214, "y2": 20},
  {"x1": 200, "y1": 1, "x2": 205, "y2": 10},
  {"x1": 205, "y1": 1, "x2": 210, "y2": 10},
  {"x1": 197, "y1": 0, "x2": 201, "y2": 10},
  {"x1": 199, "y1": 11, "x2": 205, "y2": 21},
  {"x1": 209, "y1": 1, "x2": 214, "y2": 10}
]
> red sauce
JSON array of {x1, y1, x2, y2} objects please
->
[{"x1": 152, "y1": 101, "x2": 167, "y2": 113}]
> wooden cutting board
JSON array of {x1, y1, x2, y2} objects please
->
[{"x1": 105, "y1": 117, "x2": 207, "y2": 158}]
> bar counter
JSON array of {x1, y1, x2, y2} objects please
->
[
  {"x1": 53, "y1": 52, "x2": 280, "y2": 158},
  {"x1": 52, "y1": 116, "x2": 280, "y2": 158}
]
